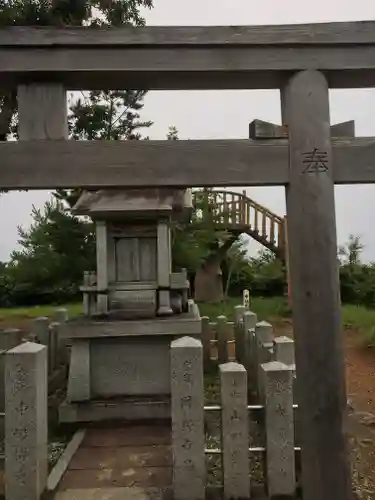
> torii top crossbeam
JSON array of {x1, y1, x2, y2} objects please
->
[{"x1": 1, "y1": 21, "x2": 375, "y2": 90}]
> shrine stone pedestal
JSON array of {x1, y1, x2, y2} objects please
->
[{"x1": 59, "y1": 188, "x2": 201, "y2": 423}]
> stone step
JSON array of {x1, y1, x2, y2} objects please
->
[{"x1": 54, "y1": 486, "x2": 173, "y2": 500}]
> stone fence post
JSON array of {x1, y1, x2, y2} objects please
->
[
  {"x1": 0, "y1": 329, "x2": 26, "y2": 439},
  {"x1": 254, "y1": 321, "x2": 274, "y2": 398},
  {"x1": 31, "y1": 317, "x2": 49, "y2": 346},
  {"x1": 273, "y1": 336, "x2": 295, "y2": 366},
  {"x1": 171, "y1": 337, "x2": 205, "y2": 500},
  {"x1": 5, "y1": 342, "x2": 48, "y2": 500},
  {"x1": 201, "y1": 316, "x2": 211, "y2": 370},
  {"x1": 242, "y1": 311, "x2": 257, "y2": 386},
  {"x1": 217, "y1": 315, "x2": 229, "y2": 364},
  {"x1": 54, "y1": 307, "x2": 69, "y2": 324},
  {"x1": 220, "y1": 362, "x2": 250, "y2": 499},
  {"x1": 234, "y1": 305, "x2": 246, "y2": 363},
  {"x1": 261, "y1": 361, "x2": 295, "y2": 497}
]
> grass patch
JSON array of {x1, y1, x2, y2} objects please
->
[
  {"x1": 342, "y1": 304, "x2": 375, "y2": 346},
  {"x1": 198, "y1": 296, "x2": 289, "y2": 322},
  {"x1": 0, "y1": 302, "x2": 82, "y2": 321}
]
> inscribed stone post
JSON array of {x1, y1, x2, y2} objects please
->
[
  {"x1": 234, "y1": 305, "x2": 246, "y2": 363},
  {"x1": 220, "y1": 362, "x2": 250, "y2": 499},
  {"x1": 262, "y1": 361, "x2": 295, "y2": 497},
  {"x1": 171, "y1": 337, "x2": 205, "y2": 500},
  {"x1": 5, "y1": 342, "x2": 48, "y2": 500},
  {"x1": 0, "y1": 329, "x2": 24, "y2": 423}
]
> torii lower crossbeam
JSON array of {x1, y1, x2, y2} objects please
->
[{"x1": 1, "y1": 137, "x2": 375, "y2": 189}]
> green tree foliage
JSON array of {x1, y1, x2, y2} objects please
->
[
  {"x1": 338, "y1": 234, "x2": 364, "y2": 266},
  {"x1": 1, "y1": 199, "x2": 96, "y2": 306},
  {"x1": 223, "y1": 247, "x2": 286, "y2": 298}
]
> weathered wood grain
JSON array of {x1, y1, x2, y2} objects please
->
[
  {"x1": 282, "y1": 70, "x2": 351, "y2": 500},
  {"x1": 1, "y1": 25, "x2": 375, "y2": 89},
  {"x1": 0, "y1": 137, "x2": 374, "y2": 189},
  {"x1": 0, "y1": 139, "x2": 289, "y2": 188},
  {"x1": 249, "y1": 119, "x2": 355, "y2": 139},
  {"x1": 1, "y1": 22, "x2": 375, "y2": 46},
  {"x1": 17, "y1": 83, "x2": 67, "y2": 140},
  {"x1": 330, "y1": 120, "x2": 355, "y2": 137}
]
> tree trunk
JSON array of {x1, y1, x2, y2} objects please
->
[{"x1": 194, "y1": 254, "x2": 223, "y2": 303}]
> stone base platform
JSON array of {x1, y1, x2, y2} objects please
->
[
  {"x1": 59, "y1": 311, "x2": 201, "y2": 339},
  {"x1": 59, "y1": 396, "x2": 170, "y2": 423}
]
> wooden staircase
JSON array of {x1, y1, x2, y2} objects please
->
[{"x1": 193, "y1": 190, "x2": 285, "y2": 259}]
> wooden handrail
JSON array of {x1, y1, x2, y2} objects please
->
[{"x1": 193, "y1": 190, "x2": 285, "y2": 256}]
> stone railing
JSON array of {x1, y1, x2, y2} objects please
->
[
  {"x1": 171, "y1": 335, "x2": 297, "y2": 499},
  {"x1": 1, "y1": 309, "x2": 71, "y2": 499},
  {"x1": 0, "y1": 309, "x2": 70, "y2": 435},
  {"x1": 174, "y1": 301, "x2": 298, "y2": 499}
]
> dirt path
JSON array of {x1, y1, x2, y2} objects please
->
[{"x1": 345, "y1": 330, "x2": 375, "y2": 499}]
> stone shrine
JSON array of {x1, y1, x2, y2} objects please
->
[{"x1": 59, "y1": 188, "x2": 202, "y2": 422}]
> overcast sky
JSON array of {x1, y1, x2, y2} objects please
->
[{"x1": 1, "y1": 0, "x2": 375, "y2": 261}]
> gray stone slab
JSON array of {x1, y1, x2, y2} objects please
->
[
  {"x1": 47, "y1": 429, "x2": 86, "y2": 492},
  {"x1": 171, "y1": 337, "x2": 205, "y2": 500},
  {"x1": 220, "y1": 362, "x2": 250, "y2": 499},
  {"x1": 110, "y1": 289, "x2": 157, "y2": 316},
  {"x1": 158, "y1": 290, "x2": 173, "y2": 316},
  {"x1": 67, "y1": 340, "x2": 90, "y2": 402},
  {"x1": 90, "y1": 337, "x2": 171, "y2": 397},
  {"x1": 5, "y1": 342, "x2": 48, "y2": 500},
  {"x1": 54, "y1": 487, "x2": 173, "y2": 500},
  {"x1": 59, "y1": 397, "x2": 170, "y2": 423},
  {"x1": 261, "y1": 361, "x2": 295, "y2": 497},
  {"x1": 60, "y1": 316, "x2": 201, "y2": 338}
]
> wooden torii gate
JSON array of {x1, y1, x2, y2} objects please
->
[{"x1": 1, "y1": 21, "x2": 375, "y2": 500}]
